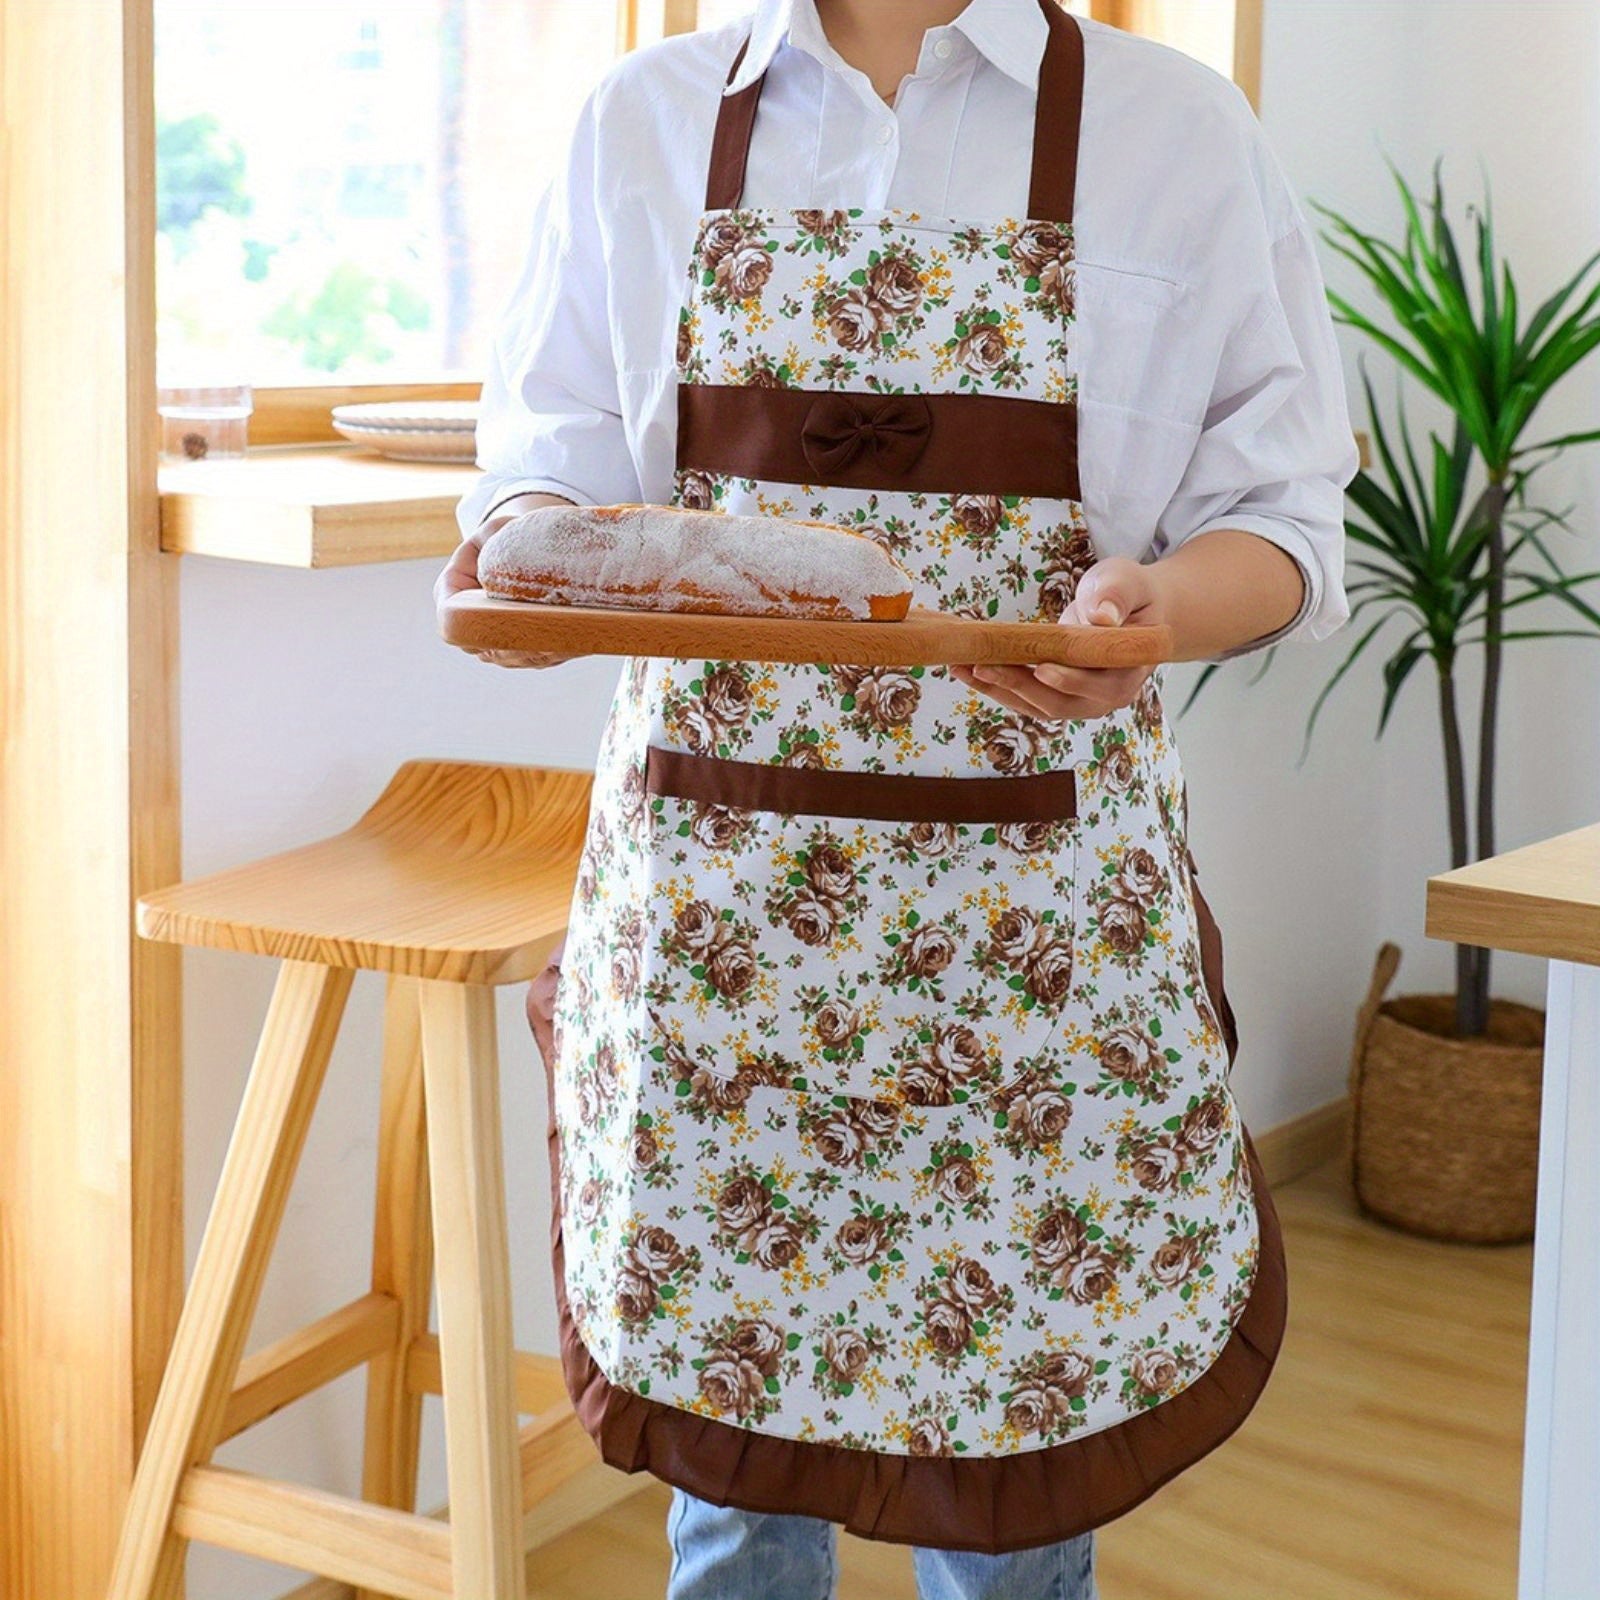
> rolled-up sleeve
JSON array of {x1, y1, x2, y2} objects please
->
[
  {"x1": 1150, "y1": 174, "x2": 1359, "y2": 662},
  {"x1": 456, "y1": 85, "x2": 642, "y2": 541}
]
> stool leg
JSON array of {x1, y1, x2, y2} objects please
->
[
  {"x1": 418, "y1": 981, "x2": 524, "y2": 1600},
  {"x1": 356, "y1": 976, "x2": 434, "y2": 1600},
  {"x1": 107, "y1": 960, "x2": 354, "y2": 1600}
]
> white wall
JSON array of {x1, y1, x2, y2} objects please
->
[
  {"x1": 1260, "y1": 0, "x2": 1600, "y2": 1015},
  {"x1": 178, "y1": 6, "x2": 1600, "y2": 1593}
]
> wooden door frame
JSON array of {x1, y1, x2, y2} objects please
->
[{"x1": 0, "y1": 0, "x2": 183, "y2": 1594}]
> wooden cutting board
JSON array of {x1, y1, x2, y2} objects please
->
[{"x1": 440, "y1": 590, "x2": 1173, "y2": 668}]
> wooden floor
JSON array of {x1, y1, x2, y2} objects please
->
[{"x1": 526, "y1": 1155, "x2": 1532, "y2": 1600}]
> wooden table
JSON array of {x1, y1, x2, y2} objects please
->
[{"x1": 1426, "y1": 822, "x2": 1600, "y2": 1600}]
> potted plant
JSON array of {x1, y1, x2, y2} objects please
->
[{"x1": 1181, "y1": 163, "x2": 1600, "y2": 1243}]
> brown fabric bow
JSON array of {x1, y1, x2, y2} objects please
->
[{"x1": 800, "y1": 392, "x2": 933, "y2": 479}]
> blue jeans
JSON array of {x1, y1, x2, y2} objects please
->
[{"x1": 665, "y1": 1487, "x2": 1098, "y2": 1600}]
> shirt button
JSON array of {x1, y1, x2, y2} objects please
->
[
  {"x1": 877, "y1": 124, "x2": 894, "y2": 145},
  {"x1": 934, "y1": 38, "x2": 954, "y2": 60}
]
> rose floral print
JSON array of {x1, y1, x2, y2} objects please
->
[
  {"x1": 545, "y1": 186, "x2": 1268, "y2": 1464},
  {"x1": 680, "y1": 209, "x2": 1076, "y2": 391},
  {"x1": 552, "y1": 651, "x2": 1264, "y2": 1455}
]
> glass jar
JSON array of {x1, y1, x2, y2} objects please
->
[{"x1": 157, "y1": 383, "x2": 253, "y2": 462}]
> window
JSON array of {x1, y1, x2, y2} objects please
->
[{"x1": 154, "y1": 0, "x2": 624, "y2": 389}]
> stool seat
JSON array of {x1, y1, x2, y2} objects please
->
[{"x1": 137, "y1": 759, "x2": 592, "y2": 984}]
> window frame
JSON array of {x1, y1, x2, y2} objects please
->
[{"x1": 251, "y1": 380, "x2": 481, "y2": 446}]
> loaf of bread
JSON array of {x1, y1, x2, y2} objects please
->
[{"x1": 477, "y1": 503, "x2": 915, "y2": 622}]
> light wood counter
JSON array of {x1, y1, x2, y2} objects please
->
[
  {"x1": 1425, "y1": 823, "x2": 1600, "y2": 1600},
  {"x1": 159, "y1": 444, "x2": 478, "y2": 567},
  {"x1": 1425, "y1": 821, "x2": 1600, "y2": 966}
]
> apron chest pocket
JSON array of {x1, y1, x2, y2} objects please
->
[{"x1": 638, "y1": 745, "x2": 1083, "y2": 1115}]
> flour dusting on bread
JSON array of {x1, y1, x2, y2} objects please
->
[{"x1": 478, "y1": 503, "x2": 915, "y2": 621}]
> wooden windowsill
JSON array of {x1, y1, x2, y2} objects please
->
[{"x1": 159, "y1": 443, "x2": 477, "y2": 568}]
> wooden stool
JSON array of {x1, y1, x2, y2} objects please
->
[{"x1": 107, "y1": 759, "x2": 613, "y2": 1600}]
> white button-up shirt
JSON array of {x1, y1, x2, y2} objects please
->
[{"x1": 457, "y1": 0, "x2": 1358, "y2": 656}]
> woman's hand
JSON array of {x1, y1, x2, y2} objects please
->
[
  {"x1": 949, "y1": 557, "x2": 1162, "y2": 721},
  {"x1": 435, "y1": 491, "x2": 577, "y2": 669}
]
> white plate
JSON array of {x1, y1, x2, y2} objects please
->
[
  {"x1": 332, "y1": 400, "x2": 479, "y2": 462},
  {"x1": 332, "y1": 423, "x2": 478, "y2": 463},
  {"x1": 331, "y1": 399, "x2": 478, "y2": 429}
]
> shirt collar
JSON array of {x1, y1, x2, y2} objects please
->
[
  {"x1": 948, "y1": 0, "x2": 1053, "y2": 91},
  {"x1": 726, "y1": 0, "x2": 1051, "y2": 96}
]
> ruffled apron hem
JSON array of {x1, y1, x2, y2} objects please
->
[{"x1": 527, "y1": 958, "x2": 1289, "y2": 1555}]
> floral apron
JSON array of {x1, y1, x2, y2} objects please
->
[{"x1": 527, "y1": 1, "x2": 1287, "y2": 1553}]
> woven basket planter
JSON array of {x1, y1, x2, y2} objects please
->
[{"x1": 1347, "y1": 942, "x2": 1545, "y2": 1244}]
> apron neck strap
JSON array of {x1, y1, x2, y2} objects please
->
[
  {"x1": 1028, "y1": 0, "x2": 1085, "y2": 224},
  {"x1": 705, "y1": 36, "x2": 764, "y2": 212},
  {"x1": 704, "y1": 0, "x2": 1085, "y2": 224}
]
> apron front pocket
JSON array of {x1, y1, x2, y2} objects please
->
[{"x1": 638, "y1": 745, "x2": 1083, "y2": 1120}]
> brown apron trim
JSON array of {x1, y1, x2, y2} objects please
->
[
  {"x1": 527, "y1": 944, "x2": 1289, "y2": 1556},
  {"x1": 1030, "y1": 0, "x2": 1087, "y2": 224},
  {"x1": 1187, "y1": 847, "x2": 1240, "y2": 1072},
  {"x1": 678, "y1": 383, "x2": 1081, "y2": 501},
  {"x1": 706, "y1": 38, "x2": 763, "y2": 212},
  {"x1": 705, "y1": 0, "x2": 1085, "y2": 225},
  {"x1": 645, "y1": 746, "x2": 1077, "y2": 825}
]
